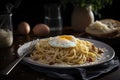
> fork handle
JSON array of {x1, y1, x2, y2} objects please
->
[{"x1": 1, "y1": 52, "x2": 27, "y2": 75}]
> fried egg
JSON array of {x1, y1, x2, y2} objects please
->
[{"x1": 48, "y1": 35, "x2": 77, "y2": 48}]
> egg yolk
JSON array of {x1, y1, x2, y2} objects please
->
[{"x1": 59, "y1": 35, "x2": 74, "y2": 41}]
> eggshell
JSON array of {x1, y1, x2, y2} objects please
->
[
  {"x1": 18, "y1": 22, "x2": 31, "y2": 35},
  {"x1": 32, "y1": 24, "x2": 50, "y2": 36}
]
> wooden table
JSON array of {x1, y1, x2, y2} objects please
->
[{"x1": 0, "y1": 27, "x2": 120, "y2": 80}]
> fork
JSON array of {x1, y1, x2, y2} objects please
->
[{"x1": 1, "y1": 39, "x2": 39, "y2": 75}]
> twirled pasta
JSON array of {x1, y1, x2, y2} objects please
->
[{"x1": 30, "y1": 38, "x2": 103, "y2": 65}]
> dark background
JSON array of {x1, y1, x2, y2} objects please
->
[{"x1": 0, "y1": 0, "x2": 120, "y2": 30}]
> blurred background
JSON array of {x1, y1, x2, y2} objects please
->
[{"x1": 0, "y1": 0, "x2": 120, "y2": 30}]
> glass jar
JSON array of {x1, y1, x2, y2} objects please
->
[
  {"x1": 44, "y1": 4, "x2": 62, "y2": 34},
  {"x1": 0, "y1": 13, "x2": 13, "y2": 48}
]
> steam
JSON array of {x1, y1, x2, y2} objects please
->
[
  {"x1": 6, "y1": 3, "x2": 14, "y2": 13},
  {"x1": 6, "y1": 0, "x2": 22, "y2": 13}
]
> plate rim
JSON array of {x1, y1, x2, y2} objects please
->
[{"x1": 17, "y1": 37, "x2": 115, "y2": 68}]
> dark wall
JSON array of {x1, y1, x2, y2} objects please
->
[
  {"x1": 0, "y1": 0, "x2": 120, "y2": 30},
  {"x1": 98, "y1": 0, "x2": 120, "y2": 20}
]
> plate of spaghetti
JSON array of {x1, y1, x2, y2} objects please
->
[{"x1": 17, "y1": 35, "x2": 115, "y2": 68}]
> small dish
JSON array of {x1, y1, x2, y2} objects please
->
[{"x1": 85, "y1": 19, "x2": 120, "y2": 39}]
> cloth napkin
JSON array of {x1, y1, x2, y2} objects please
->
[{"x1": 24, "y1": 56, "x2": 119, "y2": 80}]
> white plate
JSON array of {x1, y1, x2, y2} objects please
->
[{"x1": 17, "y1": 38, "x2": 115, "y2": 68}]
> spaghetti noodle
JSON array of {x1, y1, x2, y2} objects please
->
[{"x1": 30, "y1": 36, "x2": 104, "y2": 65}]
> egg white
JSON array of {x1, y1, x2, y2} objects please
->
[{"x1": 48, "y1": 35, "x2": 77, "y2": 48}]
